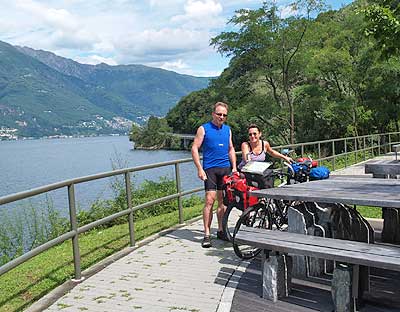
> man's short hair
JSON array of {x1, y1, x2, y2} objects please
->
[{"x1": 214, "y1": 102, "x2": 228, "y2": 112}]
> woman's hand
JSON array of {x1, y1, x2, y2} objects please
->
[{"x1": 284, "y1": 156, "x2": 294, "y2": 163}]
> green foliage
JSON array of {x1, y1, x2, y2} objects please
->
[
  {"x1": 0, "y1": 198, "x2": 68, "y2": 265},
  {"x1": 361, "y1": 0, "x2": 400, "y2": 57},
  {"x1": 129, "y1": 116, "x2": 176, "y2": 149}
]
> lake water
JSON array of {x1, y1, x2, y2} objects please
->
[{"x1": 0, "y1": 136, "x2": 203, "y2": 215}]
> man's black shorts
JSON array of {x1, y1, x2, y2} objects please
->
[{"x1": 204, "y1": 167, "x2": 231, "y2": 191}]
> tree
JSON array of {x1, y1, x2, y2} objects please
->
[
  {"x1": 211, "y1": 0, "x2": 325, "y2": 144},
  {"x1": 129, "y1": 116, "x2": 175, "y2": 149},
  {"x1": 362, "y1": 0, "x2": 400, "y2": 58}
]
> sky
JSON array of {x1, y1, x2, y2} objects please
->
[{"x1": 0, "y1": 0, "x2": 352, "y2": 77}]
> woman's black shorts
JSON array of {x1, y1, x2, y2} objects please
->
[{"x1": 204, "y1": 167, "x2": 231, "y2": 191}]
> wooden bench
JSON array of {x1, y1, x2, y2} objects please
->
[{"x1": 235, "y1": 227, "x2": 400, "y2": 311}]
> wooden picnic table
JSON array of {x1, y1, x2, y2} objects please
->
[
  {"x1": 251, "y1": 176, "x2": 400, "y2": 244},
  {"x1": 365, "y1": 159, "x2": 400, "y2": 178},
  {"x1": 250, "y1": 176, "x2": 400, "y2": 208},
  {"x1": 248, "y1": 176, "x2": 400, "y2": 310}
]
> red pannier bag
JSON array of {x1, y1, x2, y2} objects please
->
[{"x1": 222, "y1": 172, "x2": 259, "y2": 210}]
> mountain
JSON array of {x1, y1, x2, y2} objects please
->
[{"x1": 0, "y1": 40, "x2": 209, "y2": 138}]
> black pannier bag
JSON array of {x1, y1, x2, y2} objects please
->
[{"x1": 240, "y1": 161, "x2": 275, "y2": 189}]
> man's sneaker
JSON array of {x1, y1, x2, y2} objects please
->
[
  {"x1": 217, "y1": 230, "x2": 229, "y2": 242},
  {"x1": 201, "y1": 236, "x2": 212, "y2": 248}
]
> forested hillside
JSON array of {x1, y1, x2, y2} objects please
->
[
  {"x1": 155, "y1": 0, "x2": 400, "y2": 149},
  {"x1": 0, "y1": 41, "x2": 209, "y2": 138}
]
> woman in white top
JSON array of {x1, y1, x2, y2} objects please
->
[{"x1": 238, "y1": 124, "x2": 293, "y2": 170}]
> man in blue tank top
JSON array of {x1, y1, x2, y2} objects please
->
[{"x1": 191, "y1": 102, "x2": 237, "y2": 248}]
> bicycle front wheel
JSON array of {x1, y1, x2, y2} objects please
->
[
  {"x1": 232, "y1": 204, "x2": 272, "y2": 260},
  {"x1": 222, "y1": 204, "x2": 243, "y2": 242},
  {"x1": 271, "y1": 199, "x2": 289, "y2": 231}
]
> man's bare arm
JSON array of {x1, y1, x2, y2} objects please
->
[
  {"x1": 228, "y1": 130, "x2": 237, "y2": 172},
  {"x1": 191, "y1": 126, "x2": 207, "y2": 181}
]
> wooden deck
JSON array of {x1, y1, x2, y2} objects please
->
[{"x1": 231, "y1": 257, "x2": 400, "y2": 312}]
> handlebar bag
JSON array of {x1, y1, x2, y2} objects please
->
[
  {"x1": 241, "y1": 161, "x2": 274, "y2": 189},
  {"x1": 309, "y1": 166, "x2": 330, "y2": 180}
]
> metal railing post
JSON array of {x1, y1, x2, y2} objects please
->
[
  {"x1": 332, "y1": 141, "x2": 335, "y2": 171},
  {"x1": 389, "y1": 133, "x2": 392, "y2": 152},
  {"x1": 125, "y1": 172, "x2": 135, "y2": 247},
  {"x1": 378, "y1": 134, "x2": 381, "y2": 155},
  {"x1": 301, "y1": 144, "x2": 304, "y2": 157},
  {"x1": 344, "y1": 138, "x2": 347, "y2": 168},
  {"x1": 370, "y1": 135, "x2": 374, "y2": 158},
  {"x1": 355, "y1": 138, "x2": 358, "y2": 163},
  {"x1": 318, "y1": 142, "x2": 321, "y2": 161},
  {"x1": 175, "y1": 163, "x2": 184, "y2": 224},
  {"x1": 363, "y1": 136, "x2": 366, "y2": 161},
  {"x1": 68, "y1": 183, "x2": 83, "y2": 282}
]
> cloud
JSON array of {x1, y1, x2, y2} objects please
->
[
  {"x1": 0, "y1": 0, "x2": 271, "y2": 76},
  {"x1": 149, "y1": 59, "x2": 222, "y2": 77},
  {"x1": 114, "y1": 27, "x2": 210, "y2": 63},
  {"x1": 159, "y1": 59, "x2": 189, "y2": 71},
  {"x1": 14, "y1": 0, "x2": 99, "y2": 50},
  {"x1": 74, "y1": 54, "x2": 118, "y2": 65},
  {"x1": 171, "y1": 0, "x2": 225, "y2": 29},
  {"x1": 279, "y1": 4, "x2": 298, "y2": 18}
]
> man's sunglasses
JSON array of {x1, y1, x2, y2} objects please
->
[{"x1": 214, "y1": 112, "x2": 227, "y2": 117}]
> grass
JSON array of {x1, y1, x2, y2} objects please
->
[
  {"x1": 356, "y1": 206, "x2": 383, "y2": 219},
  {"x1": 0, "y1": 204, "x2": 203, "y2": 312}
]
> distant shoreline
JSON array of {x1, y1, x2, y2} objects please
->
[{"x1": 0, "y1": 133, "x2": 129, "y2": 142}]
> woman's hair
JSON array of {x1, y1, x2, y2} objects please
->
[{"x1": 247, "y1": 124, "x2": 261, "y2": 132}]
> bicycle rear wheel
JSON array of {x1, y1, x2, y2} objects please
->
[
  {"x1": 222, "y1": 204, "x2": 243, "y2": 242},
  {"x1": 232, "y1": 204, "x2": 272, "y2": 260}
]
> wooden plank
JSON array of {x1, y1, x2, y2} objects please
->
[
  {"x1": 235, "y1": 229, "x2": 400, "y2": 272},
  {"x1": 243, "y1": 228, "x2": 400, "y2": 258},
  {"x1": 250, "y1": 178, "x2": 400, "y2": 208}
]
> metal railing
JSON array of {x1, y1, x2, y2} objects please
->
[{"x1": 1, "y1": 131, "x2": 400, "y2": 280}]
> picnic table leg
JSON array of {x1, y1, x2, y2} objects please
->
[
  {"x1": 382, "y1": 207, "x2": 400, "y2": 244},
  {"x1": 332, "y1": 263, "x2": 365, "y2": 312},
  {"x1": 262, "y1": 250, "x2": 292, "y2": 302}
]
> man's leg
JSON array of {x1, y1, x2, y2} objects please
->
[
  {"x1": 203, "y1": 190, "x2": 216, "y2": 236},
  {"x1": 216, "y1": 190, "x2": 226, "y2": 232}
]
